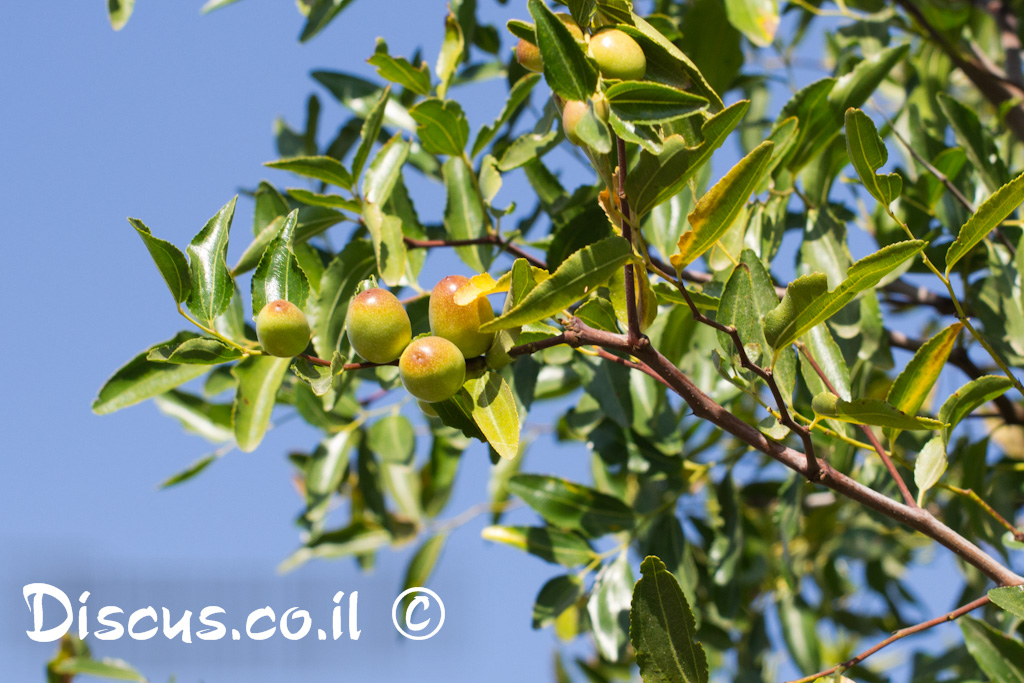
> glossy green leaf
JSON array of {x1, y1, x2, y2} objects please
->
[
  {"x1": 313, "y1": 239, "x2": 376, "y2": 359},
  {"x1": 231, "y1": 355, "x2": 291, "y2": 452},
  {"x1": 52, "y1": 656, "x2": 145, "y2": 681},
  {"x1": 186, "y1": 197, "x2": 237, "y2": 326},
  {"x1": 265, "y1": 156, "x2": 353, "y2": 191},
  {"x1": 508, "y1": 473, "x2": 635, "y2": 537},
  {"x1": 533, "y1": 574, "x2": 583, "y2": 630},
  {"x1": 287, "y1": 188, "x2": 360, "y2": 213},
  {"x1": 498, "y1": 129, "x2": 560, "y2": 171},
  {"x1": 93, "y1": 333, "x2": 210, "y2": 415},
  {"x1": 351, "y1": 85, "x2": 390, "y2": 182},
  {"x1": 482, "y1": 236, "x2": 631, "y2": 332},
  {"x1": 723, "y1": 0, "x2": 779, "y2": 47},
  {"x1": 885, "y1": 322, "x2": 961, "y2": 440},
  {"x1": 233, "y1": 215, "x2": 286, "y2": 276},
  {"x1": 845, "y1": 108, "x2": 902, "y2": 206},
  {"x1": 631, "y1": 555, "x2": 708, "y2": 683},
  {"x1": 130, "y1": 218, "x2": 191, "y2": 304},
  {"x1": 938, "y1": 93, "x2": 1008, "y2": 193},
  {"x1": 465, "y1": 372, "x2": 520, "y2": 460},
  {"x1": 960, "y1": 616, "x2": 1024, "y2": 683},
  {"x1": 158, "y1": 453, "x2": 219, "y2": 489},
  {"x1": 153, "y1": 390, "x2": 233, "y2": 443},
  {"x1": 436, "y1": 11, "x2": 464, "y2": 99},
  {"x1": 945, "y1": 171, "x2": 1024, "y2": 276},
  {"x1": 587, "y1": 552, "x2": 634, "y2": 662},
  {"x1": 914, "y1": 435, "x2": 948, "y2": 506},
  {"x1": 481, "y1": 525, "x2": 596, "y2": 567},
  {"x1": 473, "y1": 73, "x2": 541, "y2": 157},
  {"x1": 442, "y1": 156, "x2": 491, "y2": 272},
  {"x1": 368, "y1": 38, "x2": 430, "y2": 96},
  {"x1": 989, "y1": 585, "x2": 1024, "y2": 619},
  {"x1": 362, "y1": 202, "x2": 407, "y2": 287},
  {"x1": 605, "y1": 81, "x2": 708, "y2": 124},
  {"x1": 299, "y1": 0, "x2": 358, "y2": 43},
  {"x1": 575, "y1": 298, "x2": 621, "y2": 332},
  {"x1": 627, "y1": 101, "x2": 749, "y2": 218},
  {"x1": 939, "y1": 375, "x2": 1014, "y2": 443},
  {"x1": 279, "y1": 521, "x2": 390, "y2": 573},
  {"x1": 763, "y1": 240, "x2": 925, "y2": 350},
  {"x1": 364, "y1": 133, "x2": 410, "y2": 206},
  {"x1": 671, "y1": 140, "x2": 773, "y2": 270},
  {"x1": 402, "y1": 534, "x2": 447, "y2": 596},
  {"x1": 811, "y1": 392, "x2": 945, "y2": 430},
  {"x1": 529, "y1": 0, "x2": 597, "y2": 102},
  {"x1": 410, "y1": 98, "x2": 469, "y2": 156},
  {"x1": 107, "y1": 0, "x2": 134, "y2": 30},
  {"x1": 147, "y1": 336, "x2": 242, "y2": 365},
  {"x1": 305, "y1": 428, "x2": 358, "y2": 523},
  {"x1": 251, "y1": 209, "x2": 310, "y2": 316},
  {"x1": 369, "y1": 414, "x2": 416, "y2": 465}
]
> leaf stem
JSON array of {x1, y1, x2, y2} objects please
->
[
  {"x1": 614, "y1": 134, "x2": 642, "y2": 348},
  {"x1": 177, "y1": 305, "x2": 255, "y2": 355}
]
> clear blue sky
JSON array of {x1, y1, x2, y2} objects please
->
[{"x1": 0, "y1": 2, "x2": 1001, "y2": 682}]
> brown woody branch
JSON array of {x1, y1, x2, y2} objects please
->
[
  {"x1": 404, "y1": 234, "x2": 546, "y2": 269},
  {"x1": 785, "y1": 594, "x2": 992, "y2": 683}
]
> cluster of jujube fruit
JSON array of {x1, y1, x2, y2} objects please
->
[
  {"x1": 253, "y1": 276, "x2": 494, "y2": 407},
  {"x1": 514, "y1": 12, "x2": 646, "y2": 146}
]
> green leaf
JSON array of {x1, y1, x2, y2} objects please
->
[
  {"x1": 107, "y1": 0, "x2": 135, "y2": 30},
  {"x1": 292, "y1": 353, "x2": 340, "y2": 396},
  {"x1": 811, "y1": 392, "x2": 945, "y2": 430},
  {"x1": 305, "y1": 429, "x2": 358, "y2": 524},
  {"x1": 576, "y1": 298, "x2": 621, "y2": 332},
  {"x1": 627, "y1": 101, "x2": 749, "y2": 218},
  {"x1": 670, "y1": 140, "x2": 774, "y2": 270},
  {"x1": 93, "y1": 333, "x2": 210, "y2": 415},
  {"x1": 200, "y1": 0, "x2": 245, "y2": 13},
  {"x1": 147, "y1": 336, "x2": 243, "y2": 365},
  {"x1": 914, "y1": 435, "x2": 948, "y2": 506},
  {"x1": 352, "y1": 86, "x2": 391, "y2": 182},
  {"x1": 130, "y1": 218, "x2": 191, "y2": 304},
  {"x1": 233, "y1": 215, "x2": 286, "y2": 276},
  {"x1": 158, "y1": 453, "x2": 219, "y2": 489},
  {"x1": 52, "y1": 656, "x2": 145, "y2": 681},
  {"x1": 763, "y1": 240, "x2": 925, "y2": 351},
  {"x1": 885, "y1": 322, "x2": 962, "y2": 440},
  {"x1": 723, "y1": 0, "x2": 778, "y2": 47},
  {"x1": 605, "y1": 81, "x2": 708, "y2": 125},
  {"x1": 286, "y1": 188, "x2": 361, "y2": 213},
  {"x1": 529, "y1": 0, "x2": 598, "y2": 102},
  {"x1": 845, "y1": 108, "x2": 902, "y2": 206},
  {"x1": 588, "y1": 552, "x2": 634, "y2": 662},
  {"x1": 251, "y1": 209, "x2": 310, "y2": 316},
  {"x1": 473, "y1": 73, "x2": 541, "y2": 157},
  {"x1": 368, "y1": 39, "x2": 431, "y2": 96},
  {"x1": 299, "y1": 0, "x2": 358, "y2": 43},
  {"x1": 265, "y1": 156, "x2": 353, "y2": 190},
  {"x1": 436, "y1": 10, "x2": 465, "y2": 99},
  {"x1": 279, "y1": 521, "x2": 390, "y2": 573},
  {"x1": 481, "y1": 236, "x2": 632, "y2": 332},
  {"x1": 481, "y1": 525, "x2": 596, "y2": 566},
  {"x1": 410, "y1": 99, "x2": 469, "y2": 156},
  {"x1": 402, "y1": 534, "x2": 447, "y2": 596},
  {"x1": 186, "y1": 197, "x2": 237, "y2": 326},
  {"x1": 631, "y1": 555, "x2": 708, "y2": 683},
  {"x1": 231, "y1": 356, "x2": 291, "y2": 453},
  {"x1": 364, "y1": 133, "x2": 410, "y2": 206},
  {"x1": 313, "y1": 240, "x2": 376, "y2": 359},
  {"x1": 960, "y1": 616, "x2": 1024, "y2": 683},
  {"x1": 442, "y1": 156, "x2": 491, "y2": 272},
  {"x1": 369, "y1": 414, "x2": 416, "y2": 465},
  {"x1": 508, "y1": 474, "x2": 635, "y2": 537},
  {"x1": 938, "y1": 93, "x2": 1008, "y2": 193},
  {"x1": 945, "y1": 171, "x2": 1024, "y2": 276},
  {"x1": 154, "y1": 390, "x2": 233, "y2": 443},
  {"x1": 939, "y1": 375, "x2": 1014, "y2": 443},
  {"x1": 533, "y1": 574, "x2": 583, "y2": 629},
  {"x1": 465, "y1": 372, "x2": 521, "y2": 460},
  {"x1": 362, "y1": 202, "x2": 408, "y2": 287},
  {"x1": 989, "y1": 585, "x2": 1024, "y2": 619}
]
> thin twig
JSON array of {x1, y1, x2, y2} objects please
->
[
  {"x1": 941, "y1": 485, "x2": 1024, "y2": 542},
  {"x1": 785, "y1": 595, "x2": 992, "y2": 683},
  {"x1": 797, "y1": 342, "x2": 918, "y2": 508},
  {"x1": 403, "y1": 234, "x2": 547, "y2": 269}
]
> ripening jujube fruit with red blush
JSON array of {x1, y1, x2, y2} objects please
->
[
  {"x1": 588, "y1": 28, "x2": 646, "y2": 80},
  {"x1": 399, "y1": 336, "x2": 466, "y2": 403},
  {"x1": 429, "y1": 275, "x2": 496, "y2": 358},
  {"x1": 346, "y1": 288, "x2": 412, "y2": 364},
  {"x1": 256, "y1": 300, "x2": 311, "y2": 357},
  {"x1": 515, "y1": 39, "x2": 543, "y2": 72},
  {"x1": 561, "y1": 100, "x2": 588, "y2": 146}
]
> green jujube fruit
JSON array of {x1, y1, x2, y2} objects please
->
[
  {"x1": 256, "y1": 300, "x2": 311, "y2": 357},
  {"x1": 346, "y1": 288, "x2": 412, "y2": 364},
  {"x1": 399, "y1": 336, "x2": 467, "y2": 403}
]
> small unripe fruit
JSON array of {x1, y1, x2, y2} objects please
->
[
  {"x1": 429, "y1": 275, "x2": 496, "y2": 358},
  {"x1": 592, "y1": 93, "x2": 610, "y2": 123},
  {"x1": 554, "y1": 13, "x2": 586, "y2": 43},
  {"x1": 589, "y1": 29, "x2": 646, "y2": 80},
  {"x1": 516, "y1": 39, "x2": 543, "y2": 72},
  {"x1": 346, "y1": 288, "x2": 412, "y2": 364},
  {"x1": 256, "y1": 300, "x2": 311, "y2": 357},
  {"x1": 418, "y1": 400, "x2": 439, "y2": 417},
  {"x1": 399, "y1": 336, "x2": 466, "y2": 403},
  {"x1": 562, "y1": 100, "x2": 589, "y2": 146}
]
